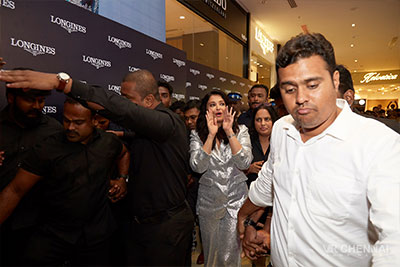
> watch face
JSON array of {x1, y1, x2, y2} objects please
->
[{"x1": 58, "y1": 72, "x2": 70, "y2": 80}]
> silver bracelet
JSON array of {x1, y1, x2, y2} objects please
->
[{"x1": 227, "y1": 133, "x2": 236, "y2": 139}]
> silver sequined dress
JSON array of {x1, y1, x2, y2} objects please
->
[{"x1": 189, "y1": 125, "x2": 253, "y2": 267}]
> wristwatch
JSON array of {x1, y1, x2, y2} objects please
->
[
  {"x1": 118, "y1": 174, "x2": 130, "y2": 183},
  {"x1": 56, "y1": 72, "x2": 70, "y2": 92},
  {"x1": 244, "y1": 217, "x2": 258, "y2": 229}
]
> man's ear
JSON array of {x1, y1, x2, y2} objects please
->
[
  {"x1": 144, "y1": 94, "x2": 155, "y2": 108},
  {"x1": 343, "y1": 89, "x2": 355, "y2": 106},
  {"x1": 333, "y1": 70, "x2": 340, "y2": 93}
]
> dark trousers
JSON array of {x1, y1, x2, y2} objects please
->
[
  {"x1": 0, "y1": 224, "x2": 36, "y2": 266},
  {"x1": 23, "y1": 229, "x2": 111, "y2": 266},
  {"x1": 126, "y1": 205, "x2": 194, "y2": 266}
]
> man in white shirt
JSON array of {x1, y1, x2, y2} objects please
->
[{"x1": 238, "y1": 33, "x2": 400, "y2": 266}]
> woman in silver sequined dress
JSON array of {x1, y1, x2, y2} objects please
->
[{"x1": 189, "y1": 90, "x2": 253, "y2": 266}]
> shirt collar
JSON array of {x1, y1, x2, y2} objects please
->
[{"x1": 282, "y1": 99, "x2": 352, "y2": 142}]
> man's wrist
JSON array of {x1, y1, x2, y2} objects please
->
[
  {"x1": 117, "y1": 174, "x2": 129, "y2": 183},
  {"x1": 244, "y1": 217, "x2": 259, "y2": 229}
]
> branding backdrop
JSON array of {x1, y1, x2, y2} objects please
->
[{"x1": 0, "y1": 0, "x2": 253, "y2": 121}]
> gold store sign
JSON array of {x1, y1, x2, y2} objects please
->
[{"x1": 353, "y1": 70, "x2": 400, "y2": 85}]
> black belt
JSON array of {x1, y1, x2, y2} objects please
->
[{"x1": 133, "y1": 202, "x2": 188, "y2": 224}]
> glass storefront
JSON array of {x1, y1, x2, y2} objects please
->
[{"x1": 166, "y1": 0, "x2": 244, "y2": 77}]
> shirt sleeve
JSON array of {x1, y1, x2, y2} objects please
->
[
  {"x1": 248, "y1": 153, "x2": 273, "y2": 207},
  {"x1": 189, "y1": 130, "x2": 210, "y2": 174},
  {"x1": 70, "y1": 81, "x2": 175, "y2": 142},
  {"x1": 367, "y1": 134, "x2": 400, "y2": 266},
  {"x1": 231, "y1": 125, "x2": 253, "y2": 170}
]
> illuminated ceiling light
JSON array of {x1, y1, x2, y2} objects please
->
[
  {"x1": 352, "y1": 23, "x2": 356, "y2": 27},
  {"x1": 367, "y1": 89, "x2": 372, "y2": 92},
  {"x1": 260, "y1": 65, "x2": 263, "y2": 67},
  {"x1": 354, "y1": 70, "x2": 357, "y2": 72},
  {"x1": 179, "y1": 16, "x2": 185, "y2": 19},
  {"x1": 359, "y1": 99, "x2": 366, "y2": 105},
  {"x1": 261, "y1": 76, "x2": 265, "y2": 78},
  {"x1": 354, "y1": 59, "x2": 358, "y2": 63},
  {"x1": 350, "y1": 44, "x2": 354, "y2": 48},
  {"x1": 226, "y1": 57, "x2": 229, "y2": 60},
  {"x1": 200, "y1": 43, "x2": 204, "y2": 46}
]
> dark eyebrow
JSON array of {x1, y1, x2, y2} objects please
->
[
  {"x1": 305, "y1": 77, "x2": 323, "y2": 83},
  {"x1": 280, "y1": 81, "x2": 296, "y2": 87}
]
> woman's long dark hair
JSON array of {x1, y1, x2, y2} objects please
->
[
  {"x1": 249, "y1": 104, "x2": 279, "y2": 139},
  {"x1": 196, "y1": 90, "x2": 239, "y2": 148}
]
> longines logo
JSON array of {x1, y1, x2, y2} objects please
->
[
  {"x1": 0, "y1": 0, "x2": 15, "y2": 9},
  {"x1": 108, "y1": 84, "x2": 121, "y2": 95},
  {"x1": 190, "y1": 69, "x2": 200, "y2": 76},
  {"x1": 173, "y1": 58, "x2": 186, "y2": 67},
  {"x1": 42, "y1": 106, "x2": 57, "y2": 114},
  {"x1": 206, "y1": 73, "x2": 215, "y2": 79},
  {"x1": 240, "y1": 82, "x2": 245, "y2": 87},
  {"x1": 146, "y1": 49, "x2": 163, "y2": 60},
  {"x1": 50, "y1": 15, "x2": 86, "y2": 34},
  {"x1": 10, "y1": 38, "x2": 56, "y2": 56},
  {"x1": 160, "y1": 74, "x2": 175, "y2": 83},
  {"x1": 82, "y1": 55, "x2": 111, "y2": 69},
  {"x1": 189, "y1": 96, "x2": 200, "y2": 100},
  {"x1": 172, "y1": 93, "x2": 185, "y2": 101},
  {"x1": 198, "y1": 84, "x2": 207, "y2": 91},
  {"x1": 108, "y1": 36, "x2": 131, "y2": 49},
  {"x1": 128, "y1": 66, "x2": 140, "y2": 72},
  {"x1": 219, "y1": 77, "x2": 226, "y2": 82},
  {"x1": 186, "y1": 82, "x2": 192, "y2": 88},
  {"x1": 230, "y1": 80, "x2": 237, "y2": 85}
]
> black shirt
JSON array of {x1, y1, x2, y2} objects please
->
[
  {"x1": 70, "y1": 81, "x2": 189, "y2": 219},
  {"x1": 0, "y1": 107, "x2": 63, "y2": 229},
  {"x1": 238, "y1": 109, "x2": 254, "y2": 129},
  {"x1": 246, "y1": 135, "x2": 270, "y2": 187},
  {"x1": 22, "y1": 129, "x2": 123, "y2": 245}
]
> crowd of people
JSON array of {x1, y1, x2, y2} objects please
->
[{"x1": 0, "y1": 32, "x2": 399, "y2": 267}]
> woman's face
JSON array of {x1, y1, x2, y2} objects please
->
[
  {"x1": 207, "y1": 94, "x2": 226, "y2": 123},
  {"x1": 254, "y1": 108, "x2": 273, "y2": 137}
]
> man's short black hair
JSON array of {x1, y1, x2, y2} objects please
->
[
  {"x1": 157, "y1": 81, "x2": 173, "y2": 95},
  {"x1": 336, "y1": 64, "x2": 354, "y2": 96},
  {"x1": 170, "y1": 100, "x2": 185, "y2": 112},
  {"x1": 249, "y1": 84, "x2": 269, "y2": 98},
  {"x1": 183, "y1": 100, "x2": 201, "y2": 112},
  {"x1": 276, "y1": 33, "x2": 336, "y2": 81},
  {"x1": 269, "y1": 83, "x2": 281, "y2": 100}
]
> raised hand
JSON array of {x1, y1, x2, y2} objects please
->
[
  {"x1": 206, "y1": 109, "x2": 218, "y2": 136},
  {"x1": 0, "y1": 70, "x2": 59, "y2": 91},
  {"x1": 222, "y1": 106, "x2": 236, "y2": 133}
]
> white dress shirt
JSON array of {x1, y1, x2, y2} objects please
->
[{"x1": 249, "y1": 99, "x2": 400, "y2": 266}]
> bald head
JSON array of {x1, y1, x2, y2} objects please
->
[{"x1": 122, "y1": 70, "x2": 159, "y2": 101}]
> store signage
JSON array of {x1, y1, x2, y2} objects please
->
[
  {"x1": 360, "y1": 72, "x2": 399, "y2": 84},
  {"x1": 255, "y1": 27, "x2": 274, "y2": 55},
  {"x1": 202, "y1": 0, "x2": 227, "y2": 18}
]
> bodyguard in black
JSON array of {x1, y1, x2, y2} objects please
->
[
  {"x1": 0, "y1": 68, "x2": 195, "y2": 266},
  {"x1": 0, "y1": 98, "x2": 129, "y2": 266},
  {"x1": 68, "y1": 70, "x2": 194, "y2": 266},
  {"x1": 0, "y1": 86, "x2": 63, "y2": 266}
]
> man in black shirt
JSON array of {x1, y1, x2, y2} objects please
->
[
  {"x1": 0, "y1": 98, "x2": 129, "y2": 265},
  {"x1": 0, "y1": 69, "x2": 195, "y2": 265},
  {"x1": 238, "y1": 84, "x2": 269, "y2": 128},
  {"x1": 0, "y1": 75, "x2": 63, "y2": 265}
]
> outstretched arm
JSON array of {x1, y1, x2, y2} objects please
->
[{"x1": 0, "y1": 169, "x2": 42, "y2": 224}]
